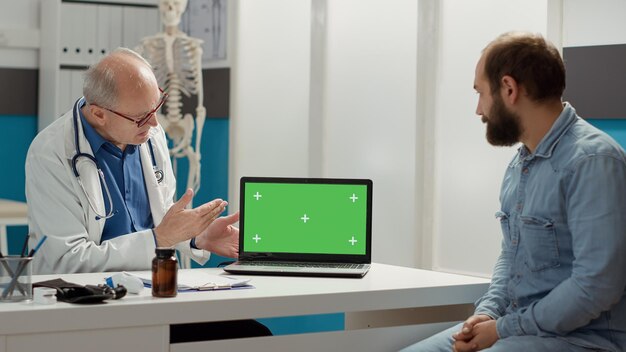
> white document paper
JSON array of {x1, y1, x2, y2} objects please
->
[{"x1": 127, "y1": 270, "x2": 252, "y2": 291}]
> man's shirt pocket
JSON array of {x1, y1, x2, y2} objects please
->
[{"x1": 520, "y1": 215, "x2": 560, "y2": 272}]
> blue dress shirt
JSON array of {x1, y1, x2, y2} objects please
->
[
  {"x1": 475, "y1": 103, "x2": 626, "y2": 351},
  {"x1": 79, "y1": 102, "x2": 154, "y2": 242}
]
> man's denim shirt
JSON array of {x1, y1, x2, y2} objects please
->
[{"x1": 475, "y1": 103, "x2": 626, "y2": 351}]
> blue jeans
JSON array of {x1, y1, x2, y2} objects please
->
[{"x1": 399, "y1": 323, "x2": 599, "y2": 352}]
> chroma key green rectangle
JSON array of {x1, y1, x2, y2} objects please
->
[{"x1": 243, "y1": 182, "x2": 368, "y2": 255}]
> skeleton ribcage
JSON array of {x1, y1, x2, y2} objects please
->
[{"x1": 139, "y1": 36, "x2": 202, "y2": 119}]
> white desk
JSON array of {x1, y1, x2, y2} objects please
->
[
  {"x1": 0, "y1": 200, "x2": 28, "y2": 255},
  {"x1": 0, "y1": 263, "x2": 489, "y2": 352}
]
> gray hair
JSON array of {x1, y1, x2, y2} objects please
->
[{"x1": 83, "y1": 47, "x2": 153, "y2": 108}]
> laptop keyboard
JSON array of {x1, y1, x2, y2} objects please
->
[{"x1": 242, "y1": 261, "x2": 367, "y2": 269}]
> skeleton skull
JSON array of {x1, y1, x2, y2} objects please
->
[{"x1": 159, "y1": 0, "x2": 188, "y2": 27}]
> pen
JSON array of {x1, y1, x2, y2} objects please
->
[
  {"x1": 0, "y1": 249, "x2": 11, "y2": 271},
  {"x1": 26, "y1": 235, "x2": 48, "y2": 260},
  {"x1": 2, "y1": 235, "x2": 47, "y2": 298},
  {"x1": 20, "y1": 233, "x2": 30, "y2": 257}
]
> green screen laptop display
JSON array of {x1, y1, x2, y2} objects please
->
[{"x1": 240, "y1": 178, "x2": 372, "y2": 259}]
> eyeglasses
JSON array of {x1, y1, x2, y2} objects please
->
[{"x1": 94, "y1": 88, "x2": 168, "y2": 128}]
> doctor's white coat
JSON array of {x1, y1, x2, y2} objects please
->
[{"x1": 25, "y1": 101, "x2": 210, "y2": 274}]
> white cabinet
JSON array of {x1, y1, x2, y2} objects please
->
[
  {"x1": 97, "y1": 5, "x2": 124, "y2": 61},
  {"x1": 39, "y1": 0, "x2": 159, "y2": 129},
  {"x1": 122, "y1": 6, "x2": 160, "y2": 48},
  {"x1": 59, "y1": 3, "x2": 98, "y2": 66}
]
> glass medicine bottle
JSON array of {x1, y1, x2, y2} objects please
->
[{"x1": 152, "y1": 247, "x2": 178, "y2": 297}]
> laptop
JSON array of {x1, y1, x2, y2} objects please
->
[{"x1": 223, "y1": 177, "x2": 373, "y2": 278}]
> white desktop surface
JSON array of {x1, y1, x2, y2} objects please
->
[{"x1": 0, "y1": 263, "x2": 490, "y2": 351}]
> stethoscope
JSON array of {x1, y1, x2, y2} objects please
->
[{"x1": 70, "y1": 97, "x2": 164, "y2": 220}]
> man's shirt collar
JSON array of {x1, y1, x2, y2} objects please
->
[
  {"x1": 79, "y1": 100, "x2": 136, "y2": 156},
  {"x1": 518, "y1": 102, "x2": 578, "y2": 160}
]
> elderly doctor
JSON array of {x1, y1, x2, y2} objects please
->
[{"x1": 25, "y1": 48, "x2": 238, "y2": 274}]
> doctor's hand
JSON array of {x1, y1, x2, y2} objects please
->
[
  {"x1": 154, "y1": 189, "x2": 227, "y2": 248},
  {"x1": 194, "y1": 211, "x2": 239, "y2": 258},
  {"x1": 452, "y1": 315, "x2": 498, "y2": 352}
]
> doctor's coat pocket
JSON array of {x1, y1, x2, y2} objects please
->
[{"x1": 520, "y1": 216, "x2": 560, "y2": 272}]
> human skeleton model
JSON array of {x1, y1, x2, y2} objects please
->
[{"x1": 137, "y1": 0, "x2": 205, "y2": 193}]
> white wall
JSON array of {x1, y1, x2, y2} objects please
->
[
  {"x1": 230, "y1": 0, "x2": 312, "y2": 188},
  {"x1": 230, "y1": 0, "x2": 422, "y2": 266},
  {"x1": 321, "y1": 0, "x2": 419, "y2": 266},
  {"x1": 563, "y1": 0, "x2": 626, "y2": 47},
  {"x1": 431, "y1": 1, "x2": 552, "y2": 276}
]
